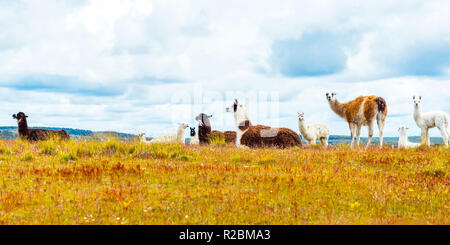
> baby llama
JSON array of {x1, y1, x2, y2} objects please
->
[
  {"x1": 397, "y1": 126, "x2": 420, "y2": 149},
  {"x1": 138, "y1": 133, "x2": 149, "y2": 143},
  {"x1": 297, "y1": 112, "x2": 330, "y2": 146},
  {"x1": 149, "y1": 123, "x2": 189, "y2": 145},
  {"x1": 226, "y1": 99, "x2": 302, "y2": 148},
  {"x1": 326, "y1": 92, "x2": 387, "y2": 149},
  {"x1": 189, "y1": 127, "x2": 199, "y2": 145},
  {"x1": 413, "y1": 96, "x2": 449, "y2": 147}
]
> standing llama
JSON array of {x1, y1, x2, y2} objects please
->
[
  {"x1": 326, "y1": 93, "x2": 387, "y2": 149},
  {"x1": 12, "y1": 112, "x2": 70, "y2": 141},
  {"x1": 149, "y1": 123, "x2": 189, "y2": 145},
  {"x1": 189, "y1": 127, "x2": 199, "y2": 145},
  {"x1": 226, "y1": 99, "x2": 302, "y2": 148},
  {"x1": 138, "y1": 133, "x2": 149, "y2": 143},
  {"x1": 413, "y1": 96, "x2": 449, "y2": 147},
  {"x1": 195, "y1": 113, "x2": 212, "y2": 145},
  {"x1": 297, "y1": 112, "x2": 330, "y2": 146},
  {"x1": 397, "y1": 126, "x2": 420, "y2": 149}
]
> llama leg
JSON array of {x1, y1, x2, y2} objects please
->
[
  {"x1": 438, "y1": 126, "x2": 448, "y2": 147},
  {"x1": 420, "y1": 128, "x2": 427, "y2": 145},
  {"x1": 425, "y1": 129, "x2": 430, "y2": 146},
  {"x1": 377, "y1": 117, "x2": 385, "y2": 149},
  {"x1": 349, "y1": 123, "x2": 356, "y2": 148},
  {"x1": 356, "y1": 125, "x2": 362, "y2": 147},
  {"x1": 366, "y1": 121, "x2": 374, "y2": 149}
]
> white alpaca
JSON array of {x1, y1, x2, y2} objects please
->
[
  {"x1": 149, "y1": 123, "x2": 189, "y2": 145},
  {"x1": 397, "y1": 126, "x2": 420, "y2": 149},
  {"x1": 297, "y1": 112, "x2": 330, "y2": 146},
  {"x1": 413, "y1": 96, "x2": 449, "y2": 147},
  {"x1": 138, "y1": 133, "x2": 149, "y2": 143}
]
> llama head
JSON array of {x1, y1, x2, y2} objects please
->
[
  {"x1": 195, "y1": 113, "x2": 212, "y2": 127},
  {"x1": 190, "y1": 127, "x2": 196, "y2": 137},
  {"x1": 226, "y1": 99, "x2": 246, "y2": 113},
  {"x1": 325, "y1": 92, "x2": 336, "y2": 102},
  {"x1": 177, "y1": 123, "x2": 189, "y2": 130},
  {"x1": 413, "y1": 95, "x2": 422, "y2": 107},
  {"x1": 297, "y1": 112, "x2": 305, "y2": 121},
  {"x1": 398, "y1": 125, "x2": 409, "y2": 135},
  {"x1": 12, "y1": 112, "x2": 28, "y2": 122}
]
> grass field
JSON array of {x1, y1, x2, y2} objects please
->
[{"x1": 0, "y1": 138, "x2": 448, "y2": 225}]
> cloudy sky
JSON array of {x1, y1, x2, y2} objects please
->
[{"x1": 1, "y1": 0, "x2": 449, "y2": 137}]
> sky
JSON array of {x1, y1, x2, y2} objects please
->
[{"x1": 0, "y1": 0, "x2": 449, "y2": 138}]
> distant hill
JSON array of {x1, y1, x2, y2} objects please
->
[
  {"x1": 0, "y1": 127, "x2": 445, "y2": 146},
  {"x1": 0, "y1": 127, "x2": 137, "y2": 141}
]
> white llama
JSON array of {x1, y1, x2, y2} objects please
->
[
  {"x1": 413, "y1": 96, "x2": 449, "y2": 147},
  {"x1": 297, "y1": 112, "x2": 330, "y2": 146},
  {"x1": 397, "y1": 126, "x2": 420, "y2": 149},
  {"x1": 138, "y1": 133, "x2": 149, "y2": 144},
  {"x1": 149, "y1": 123, "x2": 189, "y2": 145}
]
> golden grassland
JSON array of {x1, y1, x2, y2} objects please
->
[{"x1": 0, "y1": 137, "x2": 448, "y2": 225}]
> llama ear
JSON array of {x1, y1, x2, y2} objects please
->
[
  {"x1": 208, "y1": 115, "x2": 212, "y2": 118},
  {"x1": 419, "y1": 96, "x2": 421, "y2": 100}
]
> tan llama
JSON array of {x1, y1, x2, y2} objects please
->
[{"x1": 326, "y1": 93, "x2": 388, "y2": 149}]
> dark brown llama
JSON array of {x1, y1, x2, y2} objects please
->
[
  {"x1": 195, "y1": 113, "x2": 212, "y2": 145},
  {"x1": 12, "y1": 112, "x2": 70, "y2": 141}
]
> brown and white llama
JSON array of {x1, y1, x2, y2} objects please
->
[
  {"x1": 326, "y1": 93, "x2": 387, "y2": 149},
  {"x1": 12, "y1": 112, "x2": 70, "y2": 141},
  {"x1": 226, "y1": 99, "x2": 302, "y2": 148}
]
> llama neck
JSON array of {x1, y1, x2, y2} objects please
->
[
  {"x1": 414, "y1": 104, "x2": 422, "y2": 121},
  {"x1": 176, "y1": 127, "x2": 185, "y2": 143},
  {"x1": 17, "y1": 119, "x2": 29, "y2": 136},
  {"x1": 398, "y1": 133, "x2": 408, "y2": 144},
  {"x1": 329, "y1": 100, "x2": 346, "y2": 119},
  {"x1": 234, "y1": 109, "x2": 251, "y2": 131},
  {"x1": 298, "y1": 120, "x2": 308, "y2": 134}
]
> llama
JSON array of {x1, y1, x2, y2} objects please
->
[
  {"x1": 326, "y1": 93, "x2": 387, "y2": 149},
  {"x1": 226, "y1": 99, "x2": 302, "y2": 148},
  {"x1": 297, "y1": 112, "x2": 330, "y2": 146},
  {"x1": 397, "y1": 126, "x2": 420, "y2": 149},
  {"x1": 189, "y1": 127, "x2": 199, "y2": 145},
  {"x1": 138, "y1": 133, "x2": 150, "y2": 143},
  {"x1": 12, "y1": 112, "x2": 70, "y2": 141},
  {"x1": 413, "y1": 96, "x2": 449, "y2": 147},
  {"x1": 149, "y1": 123, "x2": 189, "y2": 145},
  {"x1": 195, "y1": 113, "x2": 212, "y2": 145}
]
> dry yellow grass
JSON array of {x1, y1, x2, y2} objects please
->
[{"x1": 0, "y1": 138, "x2": 448, "y2": 225}]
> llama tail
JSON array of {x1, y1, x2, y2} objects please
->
[{"x1": 375, "y1": 97, "x2": 387, "y2": 115}]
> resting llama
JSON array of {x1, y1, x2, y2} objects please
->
[
  {"x1": 12, "y1": 112, "x2": 70, "y2": 141},
  {"x1": 226, "y1": 99, "x2": 302, "y2": 148},
  {"x1": 149, "y1": 123, "x2": 189, "y2": 145},
  {"x1": 297, "y1": 112, "x2": 330, "y2": 146},
  {"x1": 413, "y1": 96, "x2": 449, "y2": 147},
  {"x1": 189, "y1": 127, "x2": 199, "y2": 145},
  {"x1": 326, "y1": 93, "x2": 387, "y2": 149},
  {"x1": 397, "y1": 126, "x2": 420, "y2": 149}
]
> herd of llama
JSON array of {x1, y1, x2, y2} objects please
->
[{"x1": 10, "y1": 93, "x2": 449, "y2": 149}]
